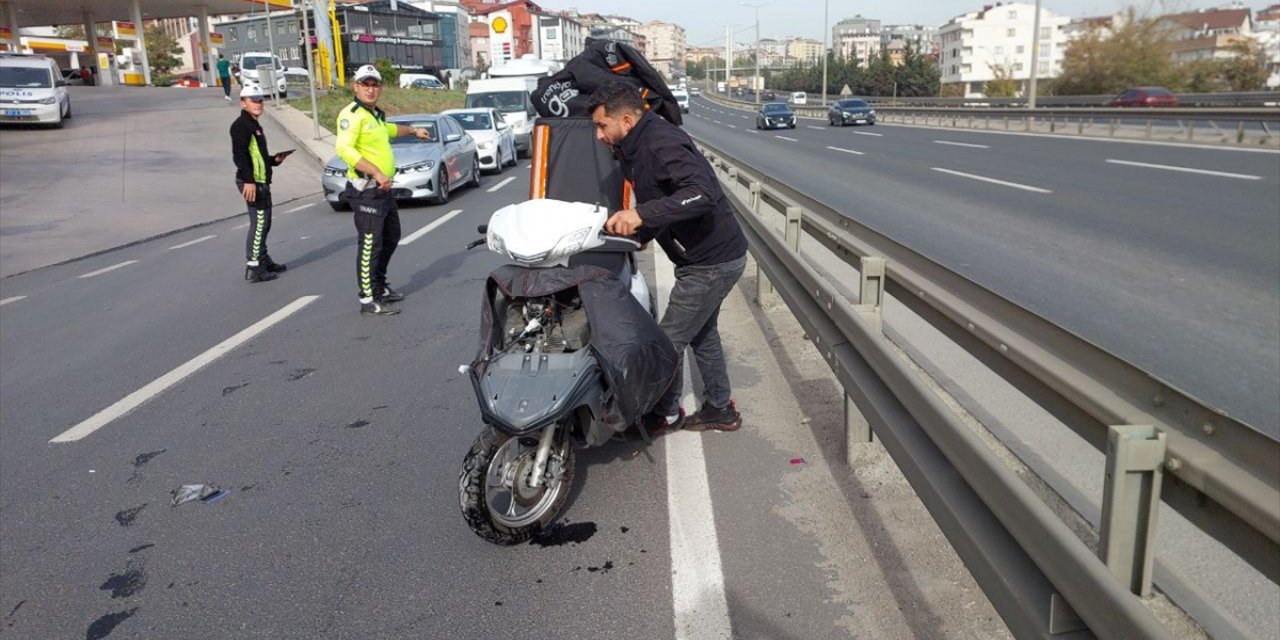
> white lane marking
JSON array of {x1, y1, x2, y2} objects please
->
[
  {"x1": 1104, "y1": 158, "x2": 1262, "y2": 181},
  {"x1": 826, "y1": 146, "x2": 864, "y2": 155},
  {"x1": 713, "y1": 120, "x2": 722, "y2": 124},
  {"x1": 487, "y1": 176, "x2": 516, "y2": 193},
  {"x1": 525, "y1": 163, "x2": 533, "y2": 169},
  {"x1": 879, "y1": 121, "x2": 1280, "y2": 154},
  {"x1": 727, "y1": 124, "x2": 736, "y2": 129},
  {"x1": 233, "y1": 222, "x2": 250, "y2": 230},
  {"x1": 746, "y1": 130, "x2": 758, "y2": 134},
  {"x1": 851, "y1": 130, "x2": 883, "y2": 137},
  {"x1": 0, "y1": 296, "x2": 27, "y2": 306},
  {"x1": 807, "y1": 125, "x2": 825, "y2": 130},
  {"x1": 933, "y1": 140, "x2": 989, "y2": 149},
  {"x1": 775, "y1": 135, "x2": 798, "y2": 142},
  {"x1": 77, "y1": 260, "x2": 139, "y2": 279},
  {"x1": 400, "y1": 209, "x2": 463, "y2": 245},
  {"x1": 931, "y1": 167, "x2": 1053, "y2": 193},
  {"x1": 50, "y1": 295, "x2": 321, "y2": 443},
  {"x1": 653, "y1": 248, "x2": 733, "y2": 640},
  {"x1": 282, "y1": 202, "x2": 317, "y2": 214},
  {"x1": 168, "y1": 235, "x2": 217, "y2": 250}
]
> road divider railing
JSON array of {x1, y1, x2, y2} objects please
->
[
  {"x1": 703, "y1": 92, "x2": 1280, "y2": 145},
  {"x1": 695, "y1": 136, "x2": 1280, "y2": 639}
]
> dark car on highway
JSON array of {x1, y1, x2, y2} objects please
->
[
  {"x1": 1108, "y1": 87, "x2": 1178, "y2": 107},
  {"x1": 756, "y1": 102, "x2": 796, "y2": 130},
  {"x1": 828, "y1": 98, "x2": 876, "y2": 126}
]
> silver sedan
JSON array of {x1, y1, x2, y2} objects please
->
[{"x1": 322, "y1": 113, "x2": 481, "y2": 210}]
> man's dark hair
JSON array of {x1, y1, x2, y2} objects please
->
[{"x1": 589, "y1": 81, "x2": 645, "y2": 116}]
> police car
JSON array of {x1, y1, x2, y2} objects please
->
[{"x1": 0, "y1": 53, "x2": 71, "y2": 127}]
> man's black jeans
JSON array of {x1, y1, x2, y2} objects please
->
[
  {"x1": 347, "y1": 184, "x2": 401, "y2": 301},
  {"x1": 654, "y1": 254, "x2": 747, "y2": 416}
]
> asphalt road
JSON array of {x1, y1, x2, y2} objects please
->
[
  {"x1": 0, "y1": 101, "x2": 1005, "y2": 639},
  {"x1": 687, "y1": 95, "x2": 1280, "y2": 434}
]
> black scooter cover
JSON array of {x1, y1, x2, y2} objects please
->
[
  {"x1": 533, "y1": 38, "x2": 683, "y2": 125},
  {"x1": 475, "y1": 264, "x2": 677, "y2": 429}
]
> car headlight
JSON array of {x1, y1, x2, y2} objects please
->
[
  {"x1": 869, "y1": 109, "x2": 876, "y2": 115},
  {"x1": 401, "y1": 161, "x2": 435, "y2": 173},
  {"x1": 478, "y1": 140, "x2": 495, "y2": 150},
  {"x1": 39, "y1": 96, "x2": 57, "y2": 104}
]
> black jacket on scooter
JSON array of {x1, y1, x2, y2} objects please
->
[
  {"x1": 475, "y1": 264, "x2": 678, "y2": 430},
  {"x1": 618, "y1": 111, "x2": 748, "y2": 267},
  {"x1": 533, "y1": 38, "x2": 682, "y2": 125}
]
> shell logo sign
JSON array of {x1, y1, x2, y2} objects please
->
[{"x1": 492, "y1": 17, "x2": 508, "y2": 34}]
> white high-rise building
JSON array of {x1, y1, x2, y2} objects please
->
[{"x1": 938, "y1": 2, "x2": 1070, "y2": 97}]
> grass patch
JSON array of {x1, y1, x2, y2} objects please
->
[{"x1": 289, "y1": 86, "x2": 467, "y2": 132}]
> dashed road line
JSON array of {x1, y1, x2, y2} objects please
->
[
  {"x1": 931, "y1": 167, "x2": 1052, "y2": 193},
  {"x1": 933, "y1": 140, "x2": 989, "y2": 149},
  {"x1": 400, "y1": 209, "x2": 463, "y2": 245},
  {"x1": 487, "y1": 176, "x2": 517, "y2": 192},
  {"x1": 775, "y1": 135, "x2": 798, "y2": 142},
  {"x1": 78, "y1": 260, "x2": 139, "y2": 279},
  {"x1": 826, "y1": 146, "x2": 864, "y2": 155},
  {"x1": 282, "y1": 202, "x2": 318, "y2": 214},
  {"x1": 1104, "y1": 158, "x2": 1262, "y2": 180},
  {"x1": 0, "y1": 296, "x2": 27, "y2": 306},
  {"x1": 851, "y1": 130, "x2": 883, "y2": 137},
  {"x1": 50, "y1": 295, "x2": 322, "y2": 443},
  {"x1": 168, "y1": 235, "x2": 217, "y2": 250}
]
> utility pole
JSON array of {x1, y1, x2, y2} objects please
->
[
  {"x1": 821, "y1": 0, "x2": 829, "y2": 106},
  {"x1": 741, "y1": 2, "x2": 769, "y2": 104},
  {"x1": 724, "y1": 24, "x2": 731, "y2": 91},
  {"x1": 1028, "y1": 0, "x2": 1043, "y2": 109}
]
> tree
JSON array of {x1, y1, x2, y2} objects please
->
[
  {"x1": 1055, "y1": 8, "x2": 1181, "y2": 95},
  {"x1": 984, "y1": 62, "x2": 1019, "y2": 97},
  {"x1": 372, "y1": 58, "x2": 400, "y2": 87},
  {"x1": 1218, "y1": 38, "x2": 1269, "y2": 91},
  {"x1": 142, "y1": 24, "x2": 183, "y2": 75}
]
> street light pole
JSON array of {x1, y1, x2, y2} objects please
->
[
  {"x1": 822, "y1": 0, "x2": 829, "y2": 107},
  {"x1": 1028, "y1": 0, "x2": 1043, "y2": 109},
  {"x1": 741, "y1": 2, "x2": 768, "y2": 104}
]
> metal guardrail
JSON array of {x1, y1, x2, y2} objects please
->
[
  {"x1": 704, "y1": 89, "x2": 1280, "y2": 108},
  {"x1": 703, "y1": 92, "x2": 1279, "y2": 143},
  {"x1": 694, "y1": 137, "x2": 1280, "y2": 639}
]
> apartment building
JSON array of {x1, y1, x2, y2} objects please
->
[{"x1": 937, "y1": 2, "x2": 1070, "y2": 97}]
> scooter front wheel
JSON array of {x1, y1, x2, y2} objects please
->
[{"x1": 459, "y1": 425, "x2": 575, "y2": 545}]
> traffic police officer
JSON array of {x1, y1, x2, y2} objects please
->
[
  {"x1": 334, "y1": 64, "x2": 432, "y2": 316},
  {"x1": 230, "y1": 83, "x2": 290, "y2": 283}
]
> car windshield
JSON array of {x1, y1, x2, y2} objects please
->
[
  {"x1": 390, "y1": 121, "x2": 438, "y2": 144},
  {"x1": 763, "y1": 104, "x2": 790, "y2": 113},
  {"x1": 0, "y1": 67, "x2": 52, "y2": 88},
  {"x1": 450, "y1": 112, "x2": 492, "y2": 130},
  {"x1": 1145, "y1": 88, "x2": 1173, "y2": 96},
  {"x1": 241, "y1": 56, "x2": 282, "y2": 70},
  {"x1": 465, "y1": 91, "x2": 527, "y2": 113},
  {"x1": 840, "y1": 100, "x2": 868, "y2": 108}
]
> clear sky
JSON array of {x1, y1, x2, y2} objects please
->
[{"x1": 539, "y1": 1, "x2": 1270, "y2": 50}]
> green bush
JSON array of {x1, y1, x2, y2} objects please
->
[{"x1": 372, "y1": 58, "x2": 400, "y2": 88}]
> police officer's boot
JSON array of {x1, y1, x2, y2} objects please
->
[
  {"x1": 261, "y1": 255, "x2": 287, "y2": 273},
  {"x1": 245, "y1": 264, "x2": 278, "y2": 283}
]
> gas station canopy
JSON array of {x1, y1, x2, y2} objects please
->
[{"x1": 3, "y1": 0, "x2": 293, "y2": 28}]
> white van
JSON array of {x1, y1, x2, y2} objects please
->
[
  {"x1": 0, "y1": 53, "x2": 71, "y2": 127},
  {"x1": 465, "y1": 76, "x2": 538, "y2": 158},
  {"x1": 399, "y1": 73, "x2": 444, "y2": 90},
  {"x1": 236, "y1": 52, "x2": 288, "y2": 98},
  {"x1": 790, "y1": 91, "x2": 808, "y2": 105},
  {"x1": 671, "y1": 88, "x2": 689, "y2": 113}
]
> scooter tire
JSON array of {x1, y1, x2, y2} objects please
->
[{"x1": 459, "y1": 425, "x2": 575, "y2": 545}]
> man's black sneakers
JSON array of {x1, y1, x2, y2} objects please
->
[
  {"x1": 261, "y1": 256, "x2": 287, "y2": 273},
  {"x1": 361, "y1": 300, "x2": 400, "y2": 316},
  {"x1": 244, "y1": 265, "x2": 278, "y2": 283},
  {"x1": 683, "y1": 400, "x2": 742, "y2": 432},
  {"x1": 378, "y1": 285, "x2": 405, "y2": 303}
]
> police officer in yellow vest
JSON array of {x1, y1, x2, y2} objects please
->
[{"x1": 335, "y1": 64, "x2": 432, "y2": 316}]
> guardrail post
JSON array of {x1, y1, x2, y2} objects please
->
[
  {"x1": 727, "y1": 168, "x2": 739, "y2": 199},
  {"x1": 1238, "y1": 120, "x2": 1246, "y2": 143},
  {"x1": 1187, "y1": 119, "x2": 1195, "y2": 142},
  {"x1": 1145, "y1": 119, "x2": 1153, "y2": 139},
  {"x1": 1024, "y1": 116, "x2": 1031, "y2": 132},
  {"x1": 783, "y1": 206, "x2": 801, "y2": 253},
  {"x1": 748, "y1": 181, "x2": 761, "y2": 215},
  {"x1": 845, "y1": 255, "x2": 886, "y2": 446},
  {"x1": 1049, "y1": 116, "x2": 1056, "y2": 133},
  {"x1": 755, "y1": 265, "x2": 777, "y2": 309},
  {"x1": 1078, "y1": 119, "x2": 1084, "y2": 135},
  {"x1": 1004, "y1": 116, "x2": 1010, "y2": 131},
  {"x1": 1099, "y1": 425, "x2": 1166, "y2": 597}
]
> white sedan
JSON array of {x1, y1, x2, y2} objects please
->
[{"x1": 442, "y1": 108, "x2": 517, "y2": 174}]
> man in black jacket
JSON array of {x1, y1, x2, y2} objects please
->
[
  {"x1": 230, "y1": 84, "x2": 291, "y2": 282},
  {"x1": 590, "y1": 81, "x2": 749, "y2": 433}
]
